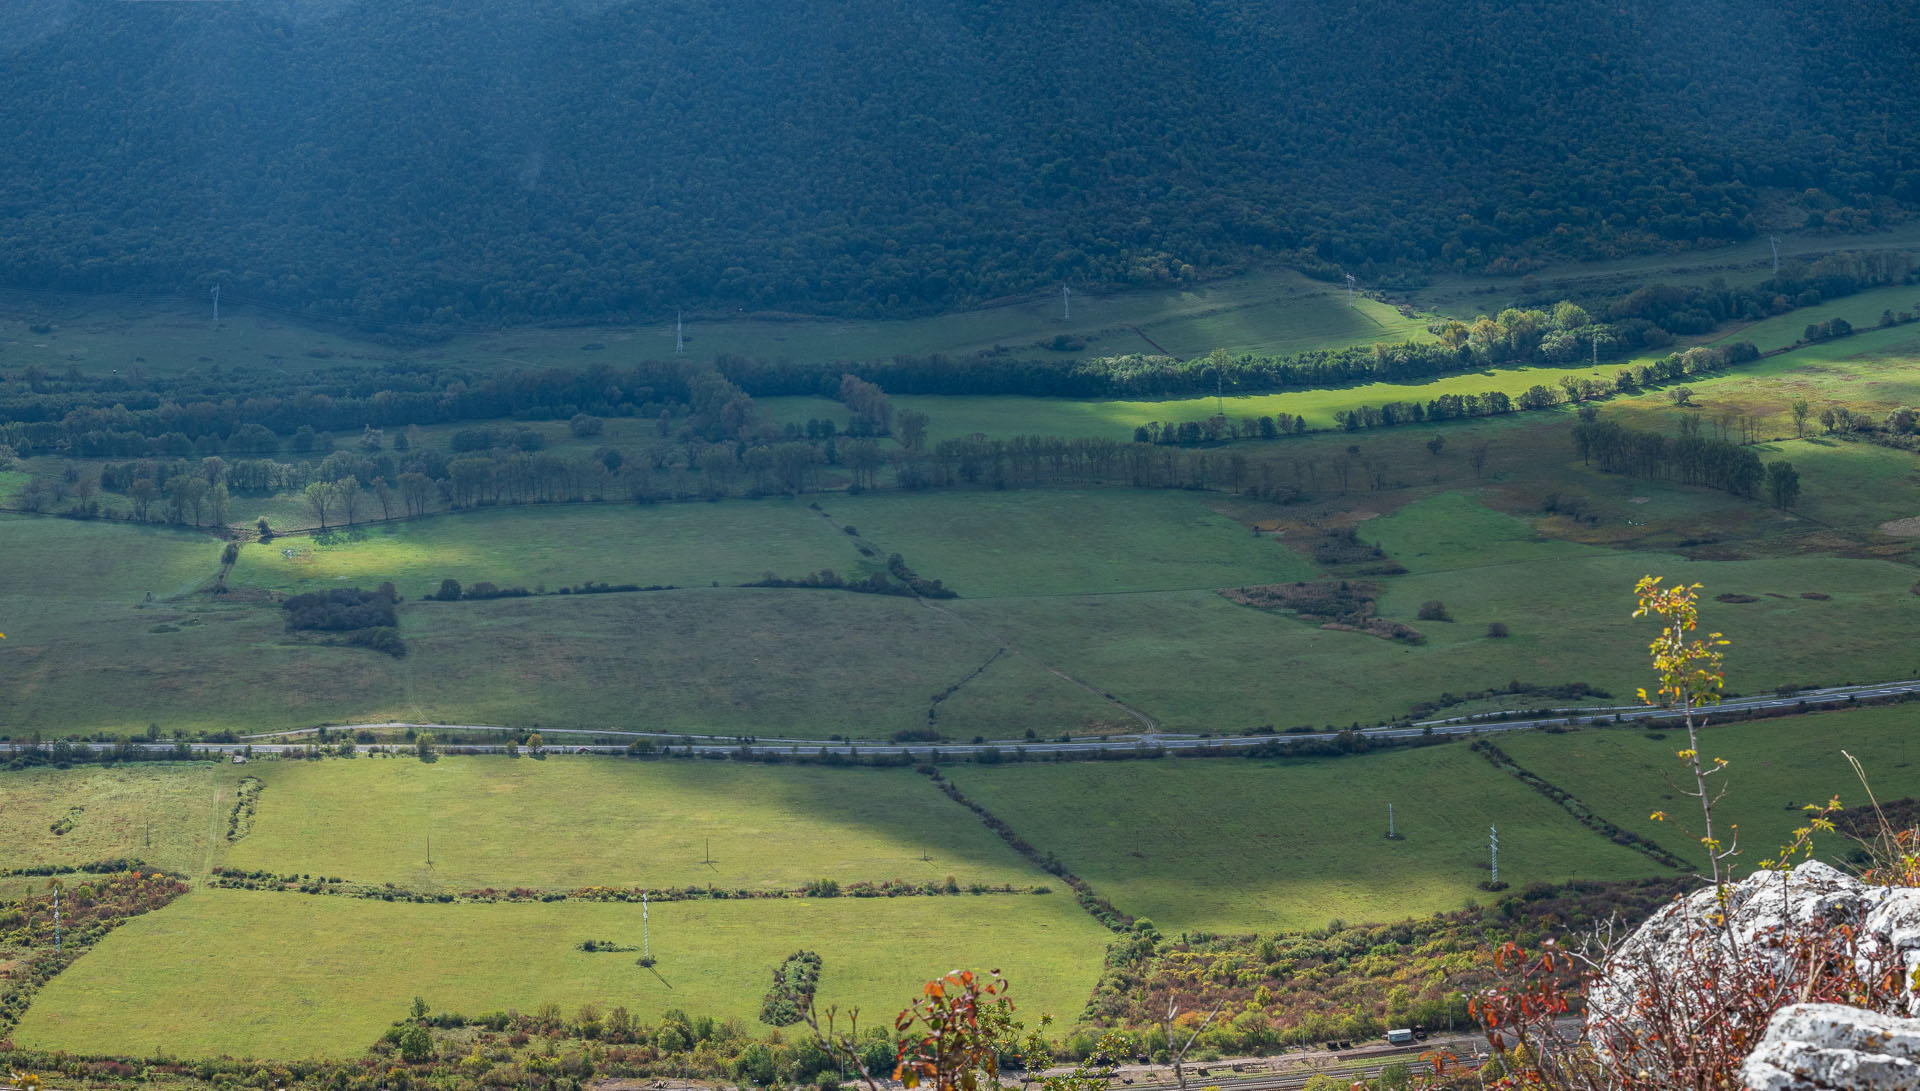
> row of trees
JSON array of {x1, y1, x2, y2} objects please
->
[{"x1": 1571, "y1": 417, "x2": 1800, "y2": 506}]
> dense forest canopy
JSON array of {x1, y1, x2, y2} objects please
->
[{"x1": 3, "y1": 0, "x2": 1919, "y2": 326}]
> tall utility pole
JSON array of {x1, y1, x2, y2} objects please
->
[
  {"x1": 642, "y1": 891, "x2": 651, "y2": 961},
  {"x1": 675, "y1": 311, "x2": 685, "y2": 354},
  {"x1": 1344, "y1": 274, "x2": 1358, "y2": 307},
  {"x1": 1769, "y1": 236, "x2": 1781, "y2": 277},
  {"x1": 210, "y1": 283, "x2": 220, "y2": 325},
  {"x1": 1489, "y1": 824, "x2": 1500, "y2": 886},
  {"x1": 53, "y1": 883, "x2": 62, "y2": 953},
  {"x1": 1388, "y1": 803, "x2": 1396, "y2": 839},
  {"x1": 1062, "y1": 283, "x2": 1072, "y2": 321}
]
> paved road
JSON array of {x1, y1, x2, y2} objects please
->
[{"x1": 45, "y1": 678, "x2": 1919, "y2": 760}]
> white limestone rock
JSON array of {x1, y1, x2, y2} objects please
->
[
  {"x1": 1744, "y1": 1003, "x2": 1920, "y2": 1090},
  {"x1": 1587, "y1": 862, "x2": 1920, "y2": 1053}
]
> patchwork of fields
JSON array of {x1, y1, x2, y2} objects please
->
[{"x1": 6, "y1": 253, "x2": 1920, "y2": 1066}]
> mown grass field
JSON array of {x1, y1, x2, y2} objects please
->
[
  {"x1": 0, "y1": 763, "x2": 237, "y2": 878},
  {"x1": 1496, "y1": 706, "x2": 1920, "y2": 871},
  {"x1": 943, "y1": 493, "x2": 1920, "y2": 730},
  {"x1": 222, "y1": 757, "x2": 1048, "y2": 891},
  {"x1": 818, "y1": 489, "x2": 1318, "y2": 598},
  {"x1": 946, "y1": 745, "x2": 1665, "y2": 936},
  {"x1": 393, "y1": 590, "x2": 1081, "y2": 737},
  {"x1": 15, "y1": 887, "x2": 1109, "y2": 1059},
  {"x1": 229, "y1": 499, "x2": 861, "y2": 598}
]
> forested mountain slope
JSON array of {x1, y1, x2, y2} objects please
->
[{"x1": 3, "y1": 0, "x2": 1918, "y2": 325}]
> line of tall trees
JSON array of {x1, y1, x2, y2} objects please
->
[{"x1": 1571, "y1": 417, "x2": 1776, "y2": 501}]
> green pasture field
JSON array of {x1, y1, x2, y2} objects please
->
[
  {"x1": 816, "y1": 489, "x2": 1317, "y2": 598},
  {"x1": 16, "y1": 887, "x2": 1109, "y2": 1060},
  {"x1": 419, "y1": 266, "x2": 1431, "y2": 368},
  {"x1": 945, "y1": 745, "x2": 1664, "y2": 936},
  {"x1": 228, "y1": 499, "x2": 860, "y2": 598},
  {"x1": 0, "y1": 515, "x2": 414, "y2": 734},
  {"x1": 221, "y1": 757, "x2": 1048, "y2": 891},
  {"x1": 0, "y1": 763, "x2": 237, "y2": 877},
  {"x1": 939, "y1": 492, "x2": 1920, "y2": 730},
  {"x1": 1400, "y1": 224, "x2": 1920, "y2": 317},
  {"x1": 1709, "y1": 284, "x2": 1920, "y2": 355},
  {"x1": 0, "y1": 292, "x2": 390, "y2": 380},
  {"x1": 883, "y1": 361, "x2": 1629, "y2": 443},
  {"x1": 1495, "y1": 705, "x2": 1920, "y2": 872},
  {"x1": 0, "y1": 266, "x2": 1425, "y2": 388},
  {"x1": 393, "y1": 589, "x2": 1101, "y2": 738}
]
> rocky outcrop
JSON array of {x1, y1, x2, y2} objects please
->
[
  {"x1": 1588, "y1": 862, "x2": 1920, "y2": 1031},
  {"x1": 1744, "y1": 1004, "x2": 1920, "y2": 1090},
  {"x1": 1586, "y1": 861, "x2": 1920, "y2": 1087}
]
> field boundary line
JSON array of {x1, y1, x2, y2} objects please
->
[
  {"x1": 920, "y1": 768, "x2": 1134, "y2": 932},
  {"x1": 1467, "y1": 738, "x2": 1690, "y2": 871},
  {"x1": 909, "y1": 596, "x2": 1160, "y2": 731}
]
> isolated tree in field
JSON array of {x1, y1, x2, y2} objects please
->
[
  {"x1": 1790, "y1": 399, "x2": 1810, "y2": 437},
  {"x1": 303, "y1": 480, "x2": 337, "y2": 529},
  {"x1": 1766, "y1": 460, "x2": 1801, "y2": 509},
  {"x1": 1468, "y1": 442, "x2": 1489, "y2": 478},
  {"x1": 526, "y1": 732, "x2": 544, "y2": 752},
  {"x1": 1669, "y1": 385, "x2": 1696, "y2": 407},
  {"x1": 1425, "y1": 434, "x2": 1445, "y2": 456}
]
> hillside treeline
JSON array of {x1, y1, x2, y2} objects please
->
[{"x1": 4, "y1": 1, "x2": 1920, "y2": 323}]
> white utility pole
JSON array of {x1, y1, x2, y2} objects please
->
[
  {"x1": 1344, "y1": 274, "x2": 1358, "y2": 307},
  {"x1": 1388, "y1": 803, "x2": 1396, "y2": 838},
  {"x1": 1062, "y1": 283, "x2": 1072, "y2": 321},
  {"x1": 53, "y1": 883, "x2": 62, "y2": 952},
  {"x1": 1769, "y1": 237, "x2": 1781, "y2": 277},
  {"x1": 1490, "y1": 824, "x2": 1500, "y2": 886},
  {"x1": 675, "y1": 311, "x2": 685, "y2": 354},
  {"x1": 210, "y1": 283, "x2": 220, "y2": 325},
  {"x1": 642, "y1": 891, "x2": 651, "y2": 960}
]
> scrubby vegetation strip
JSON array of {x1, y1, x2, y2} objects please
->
[
  {"x1": 917, "y1": 766, "x2": 1132, "y2": 931},
  {"x1": 1221, "y1": 579, "x2": 1423, "y2": 644},
  {"x1": 1468, "y1": 739, "x2": 1689, "y2": 870},
  {"x1": 226, "y1": 778, "x2": 263, "y2": 842},
  {"x1": 204, "y1": 868, "x2": 1049, "y2": 904},
  {"x1": 1082, "y1": 878, "x2": 1689, "y2": 1050}
]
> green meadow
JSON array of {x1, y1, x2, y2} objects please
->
[
  {"x1": 946, "y1": 745, "x2": 1664, "y2": 936},
  {"x1": 0, "y1": 763, "x2": 237, "y2": 878},
  {"x1": 816, "y1": 489, "x2": 1318, "y2": 597},
  {"x1": 1496, "y1": 705, "x2": 1920, "y2": 869},
  {"x1": 222, "y1": 757, "x2": 1047, "y2": 891},
  {"x1": 15, "y1": 888, "x2": 1109, "y2": 1059},
  {"x1": 229, "y1": 499, "x2": 860, "y2": 598}
]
